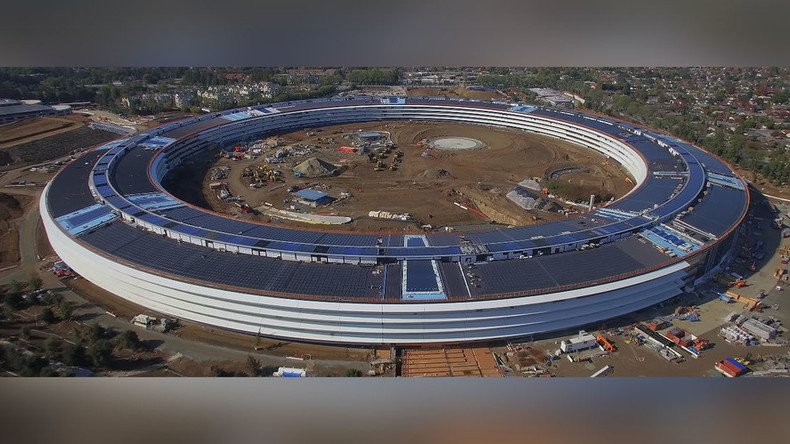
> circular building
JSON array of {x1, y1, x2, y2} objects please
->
[{"x1": 41, "y1": 97, "x2": 749, "y2": 345}]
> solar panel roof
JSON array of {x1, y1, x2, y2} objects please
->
[{"x1": 52, "y1": 98, "x2": 747, "y2": 267}]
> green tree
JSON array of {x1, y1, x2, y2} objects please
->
[
  {"x1": 209, "y1": 366, "x2": 246, "y2": 377},
  {"x1": 87, "y1": 324, "x2": 109, "y2": 344},
  {"x1": 155, "y1": 80, "x2": 170, "y2": 93},
  {"x1": 28, "y1": 275, "x2": 42, "y2": 291},
  {"x1": 38, "y1": 366, "x2": 60, "y2": 377},
  {"x1": 55, "y1": 300, "x2": 75, "y2": 321},
  {"x1": 117, "y1": 330, "x2": 142, "y2": 351},
  {"x1": 246, "y1": 355, "x2": 261, "y2": 376},
  {"x1": 19, "y1": 326, "x2": 32, "y2": 340},
  {"x1": 346, "y1": 68, "x2": 399, "y2": 85},
  {"x1": 345, "y1": 369, "x2": 364, "y2": 377},
  {"x1": 62, "y1": 343, "x2": 87, "y2": 367},
  {"x1": 43, "y1": 292, "x2": 63, "y2": 307},
  {"x1": 4, "y1": 292, "x2": 23, "y2": 311},
  {"x1": 44, "y1": 337, "x2": 62, "y2": 359},
  {"x1": 89, "y1": 340, "x2": 113, "y2": 368},
  {"x1": 19, "y1": 355, "x2": 49, "y2": 377},
  {"x1": 40, "y1": 307, "x2": 56, "y2": 324}
]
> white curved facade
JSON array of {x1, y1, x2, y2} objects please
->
[
  {"x1": 42, "y1": 98, "x2": 746, "y2": 345},
  {"x1": 42, "y1": 186, "x2": 689, "y2": 344}
]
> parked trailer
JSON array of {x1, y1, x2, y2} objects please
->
[{"x1": 273, "y1": 367, "x2": 307, "y2": 377}]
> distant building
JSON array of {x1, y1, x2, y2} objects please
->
[
  {"x1": 0, "y1": 99, "x2": 71, "y2": 124},
  {"x1": 528, "y1": 88, "x2": 575, "y2": 106}
]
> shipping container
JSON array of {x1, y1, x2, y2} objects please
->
[
  {"x1": 719, "y1": 360, "x2": 741, "y2": 374},
  {"x1": 741, "y1": 318, "x2": 777, "y2": 340},
  {"x1": 715, "y1": 362, "x2": 738, "y2": 377}
]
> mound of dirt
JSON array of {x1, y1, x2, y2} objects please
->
[
  {"x1": 293, "y1": 157, "x2": 339, "y2": 178},
  {"x1": 415, "y1": 168, "x2": 454, "y2": 180}
]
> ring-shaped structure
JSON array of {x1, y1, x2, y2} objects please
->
[{"x1": 41, "y1": 97, "x2": 748, "y2": 344}]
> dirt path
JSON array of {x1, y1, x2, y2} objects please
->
[{"x1": 0, "y1": 190, "x2": 41, "y2": 276}]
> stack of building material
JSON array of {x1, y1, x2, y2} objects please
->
[
  {"x1": 741, "y1": 318, "x2": 777, "y2": 340},
  {"x1": 665, "y1": 327, "x2": 692, "y2": 347},
  {"x1": 720, "y1": 325, "x2": 757, "y2": 345}
]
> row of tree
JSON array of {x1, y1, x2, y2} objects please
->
[{"x1": 346, "y1": 68, "x2": 399, "y2": 85}]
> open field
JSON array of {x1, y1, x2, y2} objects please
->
[
  {"x1": 407, "y1": 86, "x2": 505, "y2": 101},
  {"x1": 736, "y1": 166, "x2": 790, "y2": 200},
  {"x1": 0, "y1": 115, "x2": 89, "y2": 148},
  {"x1": 171, "y1": 120, "x2": 632, "y2": 232},
  {"x1": 0, "y1": 124, "x2": 117, "y2": 168}
]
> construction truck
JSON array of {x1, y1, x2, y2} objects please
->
[
  {"x1": 718, "y1": 273, "x2": 746, "y2": 288},
  {"x1": 735, "y1": 355, "x2": 752, "y2": 366},
  {"x1": 596, "y1": 334, "x2": 617, "y2": 352}
]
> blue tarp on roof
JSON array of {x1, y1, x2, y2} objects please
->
[{"x1": 295, "y1": 189, "x2": 329, "y2": 201}]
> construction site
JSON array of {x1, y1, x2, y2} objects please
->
[
  {"x1": 477, "y1": 193, "x2": 790, "y2": 378},
  {"x1": 176, "y1": 120, "x2": 633, "y2": 232},
  {"x1": 10, "y1": 96, "x2": 788, "y2": 378}
]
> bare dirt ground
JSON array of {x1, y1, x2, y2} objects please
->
[
  {"x1": 0, "y1": 115, "x2": 89, "y2": 148},
  {"x1": 0, "y1": 125, "x2": 116, "y2": 169},
  {"x1": 182, "y1": 120, "x2": 632, "y2": 233},
  {"x1": 736, "y1": 166, "x2": 790, "y2": 200},
  {"x1": 35, "y1": 216, "x2": 54, "y2": 259},
  {"x1": 401, "y1": 346, "x2": 501, "y2": 377},
  {"x1": 0, "y1": 193, "x2": 33, "y2": 268},
  {"x1": 138, "y1": 111, "x2": 196, "y2": 130},
  {"x1": 406, "y1": 86, "x2": 504, "y2": 101}
]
